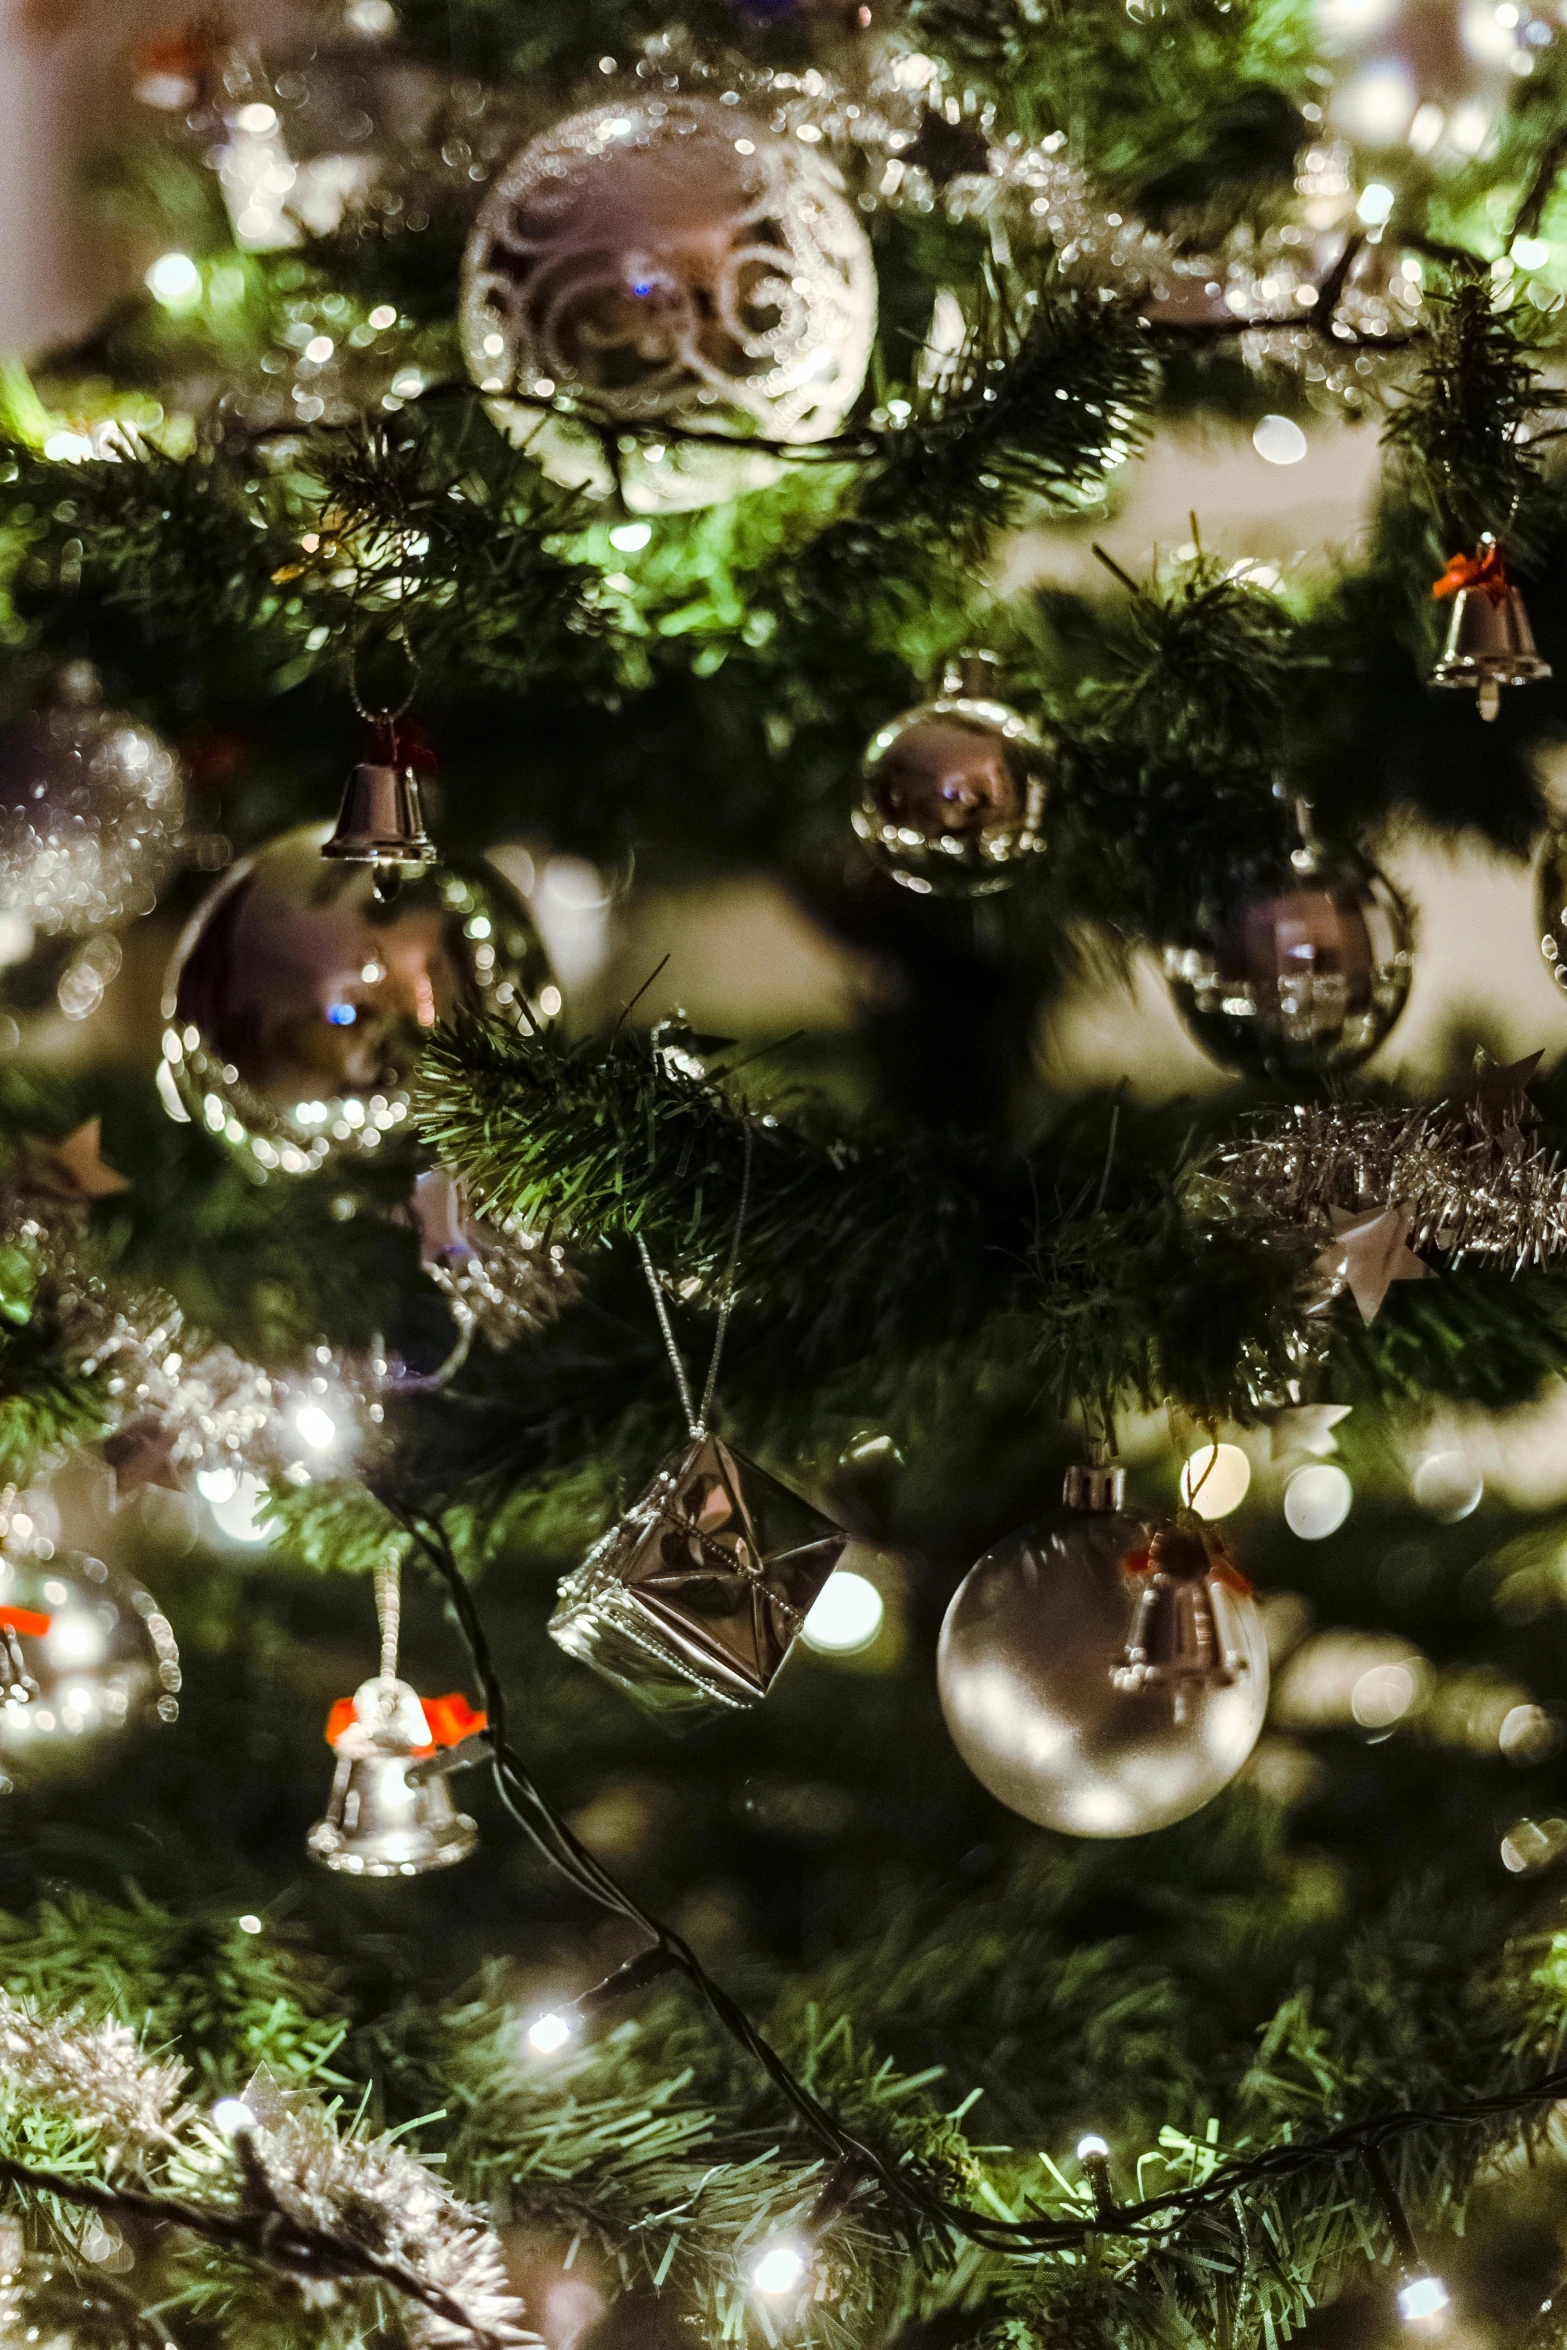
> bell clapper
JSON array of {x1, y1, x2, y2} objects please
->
[
  {"x1": 373, "y1": 861, "x2": 402, "y2": 904},
  {"x1": 1478, "y1": 680, "x2": 1501, "y2": 723}
]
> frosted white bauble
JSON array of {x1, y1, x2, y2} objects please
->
[
  {"x1": 460, "y1": 94, "x2": 876, "y2": 513},
  {"x1": 938, "y1": 1498, "x2": 1269, "y2": 1838}
]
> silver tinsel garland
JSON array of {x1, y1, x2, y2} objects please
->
[
  {"x1": 1201, "y1": 1085, "x2": 1567, "y2": 1276},
  {"x1": 231, "y1": 2084, "x2": 530, "y2": 2348},
  {"x1": 0, "y1": 2010, "x2": 529, "y2": 2344},
  {"x1": 0, "y1": 1989, "x2": 187, "y2": 2158},
  {"x1": 0, "y1": 1142, "x2": 575, "y2": 1501}
]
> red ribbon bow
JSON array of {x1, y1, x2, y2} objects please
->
[
  {"x1": 370, "y1": 716, "x2": 438, "y2": 772},
  {"x1": 1120, "y1": 1544, "x2": 1253, "y2": 1596},
  {"x1": 324, "y1": 1690, "x2": 486, "y2": 1753},
  {"x1": 1433, "y1": 541, "x2": 1510, "y2": 604},
  {"x1": 0, "y1": 1607, "x2": 50, "y2": 1638}
]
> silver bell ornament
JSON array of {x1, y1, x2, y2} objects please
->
[
  {"x1": 937, "y1": 1465, "x2": 1268, "y2": 1837},
  {"x1": 159, "y1": 822, "x2": 552, "y2": 1178},
  {"x1": 1163, "y1": 815, "x2": 1412, "y2": 1077},
  {"x1": 307, "y1": 1675, "x2": 480, "y2": 1877},
  {"x1": 0, "y1": 1546, "x2": 180, "y2": 1758},
  {"x1": 322, "y1": 757, "x2": 432, "y2": 899},
  {"x1": 307, "y1": 1558, "x2": 481, "y2": 1877},
  {"x1": 853, "y1": 653, "x2": 1050, "y2": 897},
  {"x1": 1430, "y1": 539, "x2": 1551, "y2": 721}
]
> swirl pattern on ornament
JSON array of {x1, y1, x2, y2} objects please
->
[{"x1": 461, "y1": 97, "x2": 876, "y2": 447}]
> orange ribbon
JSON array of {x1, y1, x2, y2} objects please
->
[
  {"x1": 324, "y1": 1690, "x2": 487, "y2": 1752},
  {"x1": 0, "y1": 1607, "x2": 50, "y2": 1638},
  {"x1": 1433, "y1": 541, "x2": 1510, "y2": 604}
]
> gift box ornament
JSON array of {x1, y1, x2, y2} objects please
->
[{"x1": 549, "y1": 1432, "x2": 848, "y2": 1721}]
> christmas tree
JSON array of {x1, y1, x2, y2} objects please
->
[{"x1": 0, "y1": 0, "x2": 1565, "y2": 2340}]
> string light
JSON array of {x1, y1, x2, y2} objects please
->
[
  {"x1": 145, "y1": 251, "x2": 201, "y2": 306},
  {"x1": 1283, "y1": 1463, "x2": 1352, "y2": 1539},
  {"x1": 525, "y1": 2010, "x2": 577, "y2": 2055},
  {"x1": 801, "y1": 1570, "x2": 885, "y2": 1654},
  {"x1": 1252, "y1": 414, "x2": 1308, "y2": 466},
  {"x1": 749, "y1": 2241, "x2": 808, "y2": 2296},
  {"x1": 294, "y1": 1404, "x2": 338, "y2": 1452},
  {"x1": 1398, "y1": 2276, "x2": 1450, "y2": 2324},
  {"x1": 210, "y1": 2098, "x2": 257, "y2": 2136},
  {"x1": 1181, "y1": 1442, "x2": 1251, "y2": 1516}
]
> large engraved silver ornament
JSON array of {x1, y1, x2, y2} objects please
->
[{"x1": 460, "y1": 95, "x2": 876, "y2": 512}]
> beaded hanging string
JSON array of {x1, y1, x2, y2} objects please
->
[
  {"x1": 635, "y1": 1126, "x2": 754, "y2": 1441},
  {"x1": 375, "y1": 1548, "x2": 401, "y2": 1684}
]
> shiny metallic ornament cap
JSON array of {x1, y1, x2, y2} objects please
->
[
  {"x1": 322, "y1": 761, "x2": 433, "y2": 869},
  {"x1": 1063, "y1": 1462, "x2": 1126, "y2": 1512},
  {"x1": 939, "y1": 648, "x2": 1005, "y2": 701}
]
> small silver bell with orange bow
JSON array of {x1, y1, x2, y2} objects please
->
[
  {"x1": 307, "y1": 1557, "x2": 480, "y2": 1877},
  {"x1": 1112, "y1": 1523, "x2": 1254, "y2": 1724},
  {"x1": 1431, "y1": 536, "x2": 1552, "y2": 721}
]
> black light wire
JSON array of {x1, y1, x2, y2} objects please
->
[{"x1": 386, "y1": 1495, "x2": 1567, "y2": 2264}]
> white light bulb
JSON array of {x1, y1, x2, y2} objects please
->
[
  {"x1": 1181, "y1": 1442, "x2": 1252, "y2": 1518},
  {"x1": 1356, "y1": 180, "x2": 1396, "y2": 225},
  {"x1": 237, "y1": 1914, "x2": 263, "y2": 1935},
  {"x1": 1399, "y1": 2277, "x2": 1449, "y2": 2323},
  {"x1": 294, "y1": 1404, "x2": 338, "y2": 1453},
  {"x1": 1252, "y1": 414, "x2": 1308, "y2": 466},
  {"x1": 802, "y1": 1570, "x2": 885, "y2": 1655},
  {"x1": 526, "y1": 2010, "x2": 576, "y2": 2055},
  {"x1": 750, "y1": 2243, "x2": 807, "y2": 2296},
  {"x1": 1411, "y1": 1452, "x2": 1482, "y2": 1522},
  {"x1": 211, "y1": 2098, "x2": 257, "y2": 2137},
  {"x1": 146, "y1": 250, "x2": 201, "y2": 305},
  {"x1": 43, "y1": 1610, "x2": 107, "y2": 1668},
  {"x1": 1076, "y1": 2134, "x2": 1110, "y2": 2160},
  {"x1": 208, "y1": 1472, "x2": 275, "y2": 1546},
  {"x1": 608, "y1": 521, "x2": 653, "y2": 552},
  {"x1": 1283, "y1": 1463, "x2": 1353, "y2": 1540}
]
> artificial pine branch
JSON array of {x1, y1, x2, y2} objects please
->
[{"x1": 1382, "y1": 271, "x2": 1550, "y2": 553}]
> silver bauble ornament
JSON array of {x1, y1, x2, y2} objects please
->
[
  {"x1": 1163, "y1": 839, "x2": 1412, "y2": 1077},
  {"x1": 852, "y1": 652, "x2": 1050, "y2": 896},
  {"x1": 937, "y1": 1468, "x2": 1268, "y2": 1837},
  {"x1": 0, "y1": 1547, "x2": 180, "y2": 1756},
  {"x1": 0, "y1": 665, "x2": 184, "y2": 1023},
  {"x1": 159, "y1": 823, "x2": 551, "y2": 1178},
  {"x1": 460, "y1": 93, "x2": 876, "y2": 513},
  {"x1": 1534, "y1": 826, "x2": 1567, "y2": 998}
]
